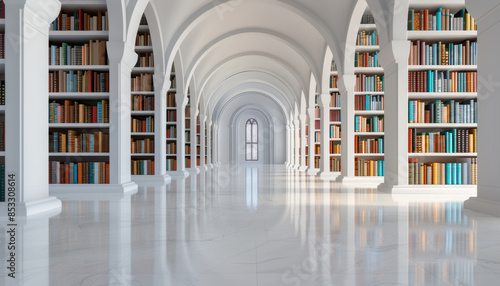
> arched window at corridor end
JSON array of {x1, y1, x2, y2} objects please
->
[{"x1": 245, "y1": 119, "x2": 258, "y2": 161}]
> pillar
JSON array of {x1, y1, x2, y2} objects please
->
[
  {"x1": 171, "y1": 93, "x2": 189, "y2": 178},
  {"x1": 377, "y1": 41, "x2": 410, "y2": 192},
  {"x1": 293, "y1": 119, "x2": 300, "y2": 169},
  {"x1": 299, "y1": 114, "x2": 308, "y2": 171},
  {"x1": 337, "y1": 75, "x2": 356, "y2": 182},
  {"x1": 189, "y1": 107, "x2": 200, "y2": 174},
  {"x1": 464, "y1": 0, "x2": 500, "y2": 215},
  {"x1": 200, "y1": 114, "x2": 207, "y2": 171},
  {"x1": 318, "y1": 93, "x2": 337, "y2": 179},
  {"x1": 3, "y1": 0, "x2": 62, "y2": 215}
]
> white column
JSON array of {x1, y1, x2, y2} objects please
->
[
  {"x1": 213, "y1": 124, "x2": 220, "y2": 166},
  {"x1": 306, "y1": 107, "x2": 318, "y2": 175},
  {"x1": 189, "y1": 108, "x2": 200, "y2": 174},
  {"x1": 172, "y1": 93, "x2": 189, "y2": 178},
  {"x1": 103, "y1": 40, "x2": 138, "y2": 192},
  {"x1": 200, "y1": 114, "x2": 207, "y2": 171},
  {"x1": 207, "y1": 120, "x2": 213, "y2": 168},
  {"x1": 293, "y1": 119, "x2": 300, "y2": 169},
  {"x1": 299, "y1": 114, "x2": 308, "y2": 171},
  {"x1": 318, "y1": 93, "x2": 337, "y2": 179},
  {"x1": 154, "y1": 75, "x2": 170, "y2": 183},
  {"x1": 285, "y1": 124, "x2": 291, "y2": 167},
  {"x1": 3, "y1": 0, "x2": 62, "y2": 216},
  {"x1": 377, "y1": 41, "x2": 410, "y2": 192},
  {"x1": 464, "y1": 0, "x2": 500, "y2": 215},
  {"x1": 337, "y1": 75, "x2": 357, "y2": 182}
]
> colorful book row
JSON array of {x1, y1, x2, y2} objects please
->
[
  {"x1": 136, "y1": 53, "x2": 154, "y2": 68},
  {"x1": 136, "y1": 32, "x2": 152, "y2": 46},
  {"x1": 131, "y1": 73, "x2": 153, "y2": 92},
  {"x1": 131, "y1": 138, "x2": 154, "y2": 154},
  {"x1": 408, "y1": 128, "x2": 477, "y2": 153},
  {"x1": 167, "y1": 142, "x2": 176, "y2": 155},
  {"x1": 166, "y1": 159, "x2": 177, "y2": 171},
  {"x1": 131, "y1": 117, "x2": 154, "y2": 133},
  {"x1": 355, "y1": 94, "x2": 384, "y2": 111},
  {"x1": 51, "y1": 9, "x2": 108, "y2": 31},
  {"x1": 330, "y1": 92, "x2": 341, "y2": 107},
  {"x1": 330, "y1": 125, "x2": 341, "y2": 138},
  {"x1": 408, "y1": 71, "x2": 476, "y2": 93},
  {"x1": 408, "y1": 158, "x2": 477, "y2": 185},
  {"x1": 50, "y1": 131, "x2": 109, "y2": 153},
  {"x1": 409, "y1": 40, "x2": 476, "y2": 66},
  {"x1": 355, "y1": 137, "x2": 384, "y2": 154},
  {"x1": 166, "y1": 126, "x2": 177, "y2": 138},
  {"x1": 355, "y1": 75, "x2": 384, "y2": 92},
  {"x1": 355, "y1": 116, "x2": 384, "y2": 132},
  {"x1": 330, "y1": 158, "x2": 341, "y2": 172},
  {"x1": 355, "y1": 52, "x2": 379, "y2": 68},
  {"x1": 49, "y1": 71, "x2": 109, "y2": 93},
  {"x1": 355, "y1": 159, "x2": 384, "y2": 176},
  {"x1": 49, "y1": 100, "x2": 109, "y2": 124},
  {"x1": 131, "y1": 160, "x2": 154, "y2": 175},
  {"x1": 131, "y1": 94, "x2": 154, "y2": 111},
  {"x1": 49, "y1": 161, "x2": 110, "y2": 184},
  {"x1": 49, "y1": 41, "x2": 107, "y2": 66},
  {"x1": 408, "y1": 8, "x2": 476, "y2": 31},
  {"x1": 408, "y1": 99, "x2": 476, "y2": 124},
  {"x1": 357, "y1": 30, "x2": 378, "y2": 46}
]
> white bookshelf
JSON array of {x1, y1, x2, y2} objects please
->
[
  {"x1": 131, "y1": 14, "x2": 155, "y2": 177},
  {"x1": 353, "y1": 13, "x2": 385, "y2": 179},
  {"x1": 48, "y1": 2, "x2": 112, "y2": 187},
  {"x1": 404, "y1": 3, "x2": 478, "y2": 191}
]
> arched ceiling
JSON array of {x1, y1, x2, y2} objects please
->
[{"x1": 124, "y1": 0, "x2": 395, "y2": 121}]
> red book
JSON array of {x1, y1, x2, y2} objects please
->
[
  {"x1": 92, "y1": 106, "x2": 97, "y2": 123},
  {"x1": 79, "y1": 9, "x2": 83, "y2": 31}
]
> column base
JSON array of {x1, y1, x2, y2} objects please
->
[
  {"x1": 306, "y1": 168, "x2": 320, "y2": 175},
  {"x1": 132, "y1": 174, "x2": 171, "y2": 185},
  {"x1": 292, "y1": 164, "x2": 299, "y2": 169},
  {"x1": 168, "y1": 170, "x2": 190, "y2": 179},
  {"x1": 0, "y1": 196, "x2": 62, "y2": 217},
  {"x1": 318, "y1": 171, "x2": 340, "y2": 180},
  {"x1": 200, "y1": 165, "x2": 208, "y2": 171},
  {"x1": 189, "y1": 167, "x2": 201, "y2": 174},
  {"x1": 337, "y1": 176, "x2": 384, "y2": 186},
  {"x1": 50, "y1": 182, "x2": 138, "y2": 195},
  {"x1": 298, "y1": 165, "x2": 308, "y2": 171},
  {"x1": 378, "y1": 182, "x2": 477, "y2": 196},
  {"x1": 464, "y1": 197, "x2": 500, "y2": 217}
]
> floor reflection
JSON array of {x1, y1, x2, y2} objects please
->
[{"x1": 1, "y1": 165, "x2": 500, "y2": 285}]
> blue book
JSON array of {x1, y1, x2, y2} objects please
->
[
  {"x1": 452, "y1": 129, "x2": 457, "y2": 153},
  {"x1": 451, "y1": 163, "x2": 457, "y2": 185},
  {"x1": 74, "y1": 164, "x2": 78, "y2": 184},
  {"x1": 90, "y1": 134, "x2": 94, "y2": 153},
  {"x1": 457, "y1": 163, "x2": 462, "y2": 184},
  {"x1": 436, "y1": 8, "x2": 442, "y2": 31},
  {"x1": 432, "y1": 43, "x2": 437, "y2": 65},
  {"x1": 97, "y1": 102, "x2": 102, "y2": 123},
  {"x1": 446, "y1": 163, "x2": 452, "y2": 184}
]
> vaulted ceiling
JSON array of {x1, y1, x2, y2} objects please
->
[{"x1": 122, "y1": 0, "x2": 410, "y2": 122}]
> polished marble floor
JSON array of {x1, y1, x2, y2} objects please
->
[{"x1": 2, "y1": 165, "x2": 500, "y2": 285}]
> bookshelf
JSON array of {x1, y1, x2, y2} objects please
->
[
  {"x1": 195, "y1": 113, "x2": 201, "y2": 168},
  {"x1": 406, "y1": 5, "x2": 477, "y2": 190},
  {"x1": 353, "y1": 13, "x2": 384, "y2": 180},
  {"x1": 314, "y1": 94, "x2": 321, "y2": 170},
  {"x1": 131, "y1": 15, "x2": 155, "y2": 177},
  {"x1": 166, "y1": 90, "x2": 177, "y2": 172},
  {"x1": 0, "y1": 1, "x2": 4, "y2": 202},
  {"x1": 185, "y1": 94, "x2": 191, "y2": 170},
  {"x1": 329, "y1": 61, "x2": 341, "y2": 174},
  {"x1": 48, "y1": 3, "x2": 111, "y2": 185}
]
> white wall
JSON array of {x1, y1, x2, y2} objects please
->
[{"x1": 217, "y1": 93, "x2": 286, "y2": 165}]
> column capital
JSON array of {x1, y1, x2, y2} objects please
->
[
  {"x1": 378, "y1": 40, "x2": 410, "y2": 70},
  {"x1": 175, "y1": 93, "x2": 189, "y2": 108},
  {"x1": 307, "y1": 107, "x2": 315, "y2": 118},
  {"x1": 6, "y1": 0, "x2": 61, "y2": 25},
  {"x1": 298, "y1": 114, "x2": 307, "y2": 123},
  {"x1": 153, "y1": 74, "x2": 171, "y2": 94},
  {"x1": 107, "y1": 41, "x2": 138, "y2": 71},
  {"x1": 337, "y1": 74, "x2": 356, "y2": 93},
  {"x1": 319, "y1": 93, "x2": 330, "y2": 108},
  {"x1": 293, "y1": 119, "x2": 300, "y2": 126},
  {"x1": 200, "y1": 114, "x2": 207, "y2": 123}
]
